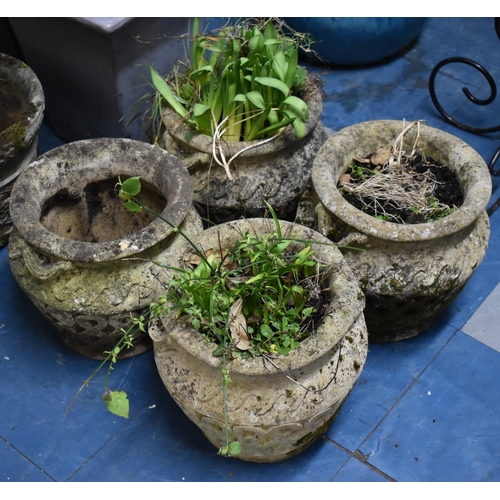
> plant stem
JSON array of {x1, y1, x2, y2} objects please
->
[
  {"x1": 222, "y1": 350, "x2": 230, "y2": 452},
  {"x1": 132, "y1": 197, "x2": 214, "y2": 272}
]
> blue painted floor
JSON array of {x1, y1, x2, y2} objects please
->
[{"x1": 2, "y1": 17, "x2": 500, "y2": 482}]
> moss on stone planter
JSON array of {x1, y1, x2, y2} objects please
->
[
  {"x1": 0, "y1": 122, "x2": 26, "y2": 150},
  {"x1": 9, "y1": 138, "x2": 201, "y2": 360},
  {"x1": 0, "y1": 53, "x2": 45, "y2": 249}
]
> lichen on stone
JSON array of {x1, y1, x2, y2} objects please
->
[{"x1": 0, "y1": 122, "x2": 26, "y2": 150}]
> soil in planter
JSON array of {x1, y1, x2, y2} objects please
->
[
  {"x1": 338, "y1": 152, "x2": 464, "y2": 224},
  {"x1": 40, "y1": 177, "x2": 167, "y2": 242}
]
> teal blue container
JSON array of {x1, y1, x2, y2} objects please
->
[{"x1": 286, "y1": 17, "x2": 427, "y2": 66}]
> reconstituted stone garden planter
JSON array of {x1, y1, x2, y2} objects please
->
[
  {"x1": 0, "y1": 52, "x2": 44, "y2": 249},
  {"x1": 9, "y1": 138, "x2": 202, "y2": 360},
  {"x1": 148, "y1": 218, "x2": 368, "y2": 462},
  {"x1": 312, "y1": 120, "x2": 491, "y2": 343},
  {"x1": 161, "y1": 82, "x2": 327, "y2": 224}
]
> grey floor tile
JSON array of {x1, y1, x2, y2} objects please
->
[{"x1": 462, "y1": 282, "x2": 500, "y2": 352}]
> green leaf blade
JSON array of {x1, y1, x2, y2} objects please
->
[
  {"x1": 121, "y1": 176, "x2": 142, "y2": 197},
  {"x1": 103, "y1": 390, "x2": 130, "y2": 419},
  {"x1": 150, "y1": 66, "x2": 188, "y2": 118},
  {"x1": 254, "y1": 76, "x2": 290, "y2": 98}
]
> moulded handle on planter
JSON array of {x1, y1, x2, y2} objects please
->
[{"x1": 21, "y1": 242, "x2": 74, "y2": 280}]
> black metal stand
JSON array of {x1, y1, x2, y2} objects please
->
[{"x1": 429, "y1": 18, "x2": 500, "y2": 215}]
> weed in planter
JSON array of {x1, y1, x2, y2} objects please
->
[
  {"x1": 338, "y1": 120, "x2": 464, "y2": 224},
  {"x1": 69, "y1": 176, "x2": 341, "y2": 458}
]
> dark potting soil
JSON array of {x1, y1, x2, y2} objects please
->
[{"x1": 340, "y1": 153, "x2": 464, "y2": 224}]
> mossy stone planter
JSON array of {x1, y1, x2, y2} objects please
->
[
  {"x1": 312, "y1": 120, "x2": 491, "y2": 343},
  {"x1": 0, "y1": 52, "x2": 44, "y2": 248},
  {"x1": 148, "y1": 218, "x2": 368, "y2": 462},
  {"x1": 9, "y1": 138, "x2": 202, "y2": 360},
  {"x1": 161, "y1": 84, "x2": 327, "y2": 224}
]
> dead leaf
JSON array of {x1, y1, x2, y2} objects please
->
[
  {"x1": 370, "y1": 148, "x2": 392, "y2": 166},
  {"x1": 229, "y1": 298, "x2": 250, "y2": 350},
  {"x1": 353, "y1": 156, "x2": 371, "y2": 164},
  {"x1": 338, "y1": 173, "x2": 351, "y2": 186},
  {"x1": 188, "y1": 253, "x2": 202, "y2": 266}
]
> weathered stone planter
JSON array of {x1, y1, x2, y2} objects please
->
[
  {"x1": 9, "y1": 138, "x2": 202, "y2": 360},
  {"x1": 312, "y1": 120, "x2": 492, "y2": 343},
  {"x1": 161, "y1": 83, "x2": 327, "y2": 224},
  {"x1": 148, "y1": 218, "x2": 368, "y2": 462},
  {"x1": 0, "y1": 52, "x2": 44, "y2": 248}
]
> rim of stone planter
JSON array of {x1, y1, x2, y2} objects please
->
[
  {"x1": 162, "y1": 79, "x2": 324, "y2": 163},
  {"x1": 0, "y1": 52, "x2": 45, "y2": 187},
  {"x1": 312, "y1": 120, "x2": 492, "y2": 242},
  {"x1": 9, "y1": 138, "x2": 193, "y2": 263},
  {"x1": 149, "y1": 218, "x2": 365, "y2": 375}
]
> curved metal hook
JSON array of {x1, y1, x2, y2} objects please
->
[
  {"x1": 429, "y1": 19, "x2": 500, "y2": 215},
  {"x1": 429, "y1": 57, "x2": 500, "y2": 134},
  {"x1": 488, "y1": 145, "x2": 500, "y2": 177},
  {"x1": 487, "y1": 145, "x2": 500, "y2": 215}
]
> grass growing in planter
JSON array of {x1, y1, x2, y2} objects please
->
[{"x1": 151, "y1": 18, "x2": 311, "y2": 140}]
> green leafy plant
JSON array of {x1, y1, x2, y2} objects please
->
[
  {"x1": 150, "y1": 17, "x2": 312, "y2": 144},
  {"x1": 117, "y1": 177, "x2": 328, "y2": 360},
  {"x1": 70, "y1": 176, "x2": 340, "y2": 457}
]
